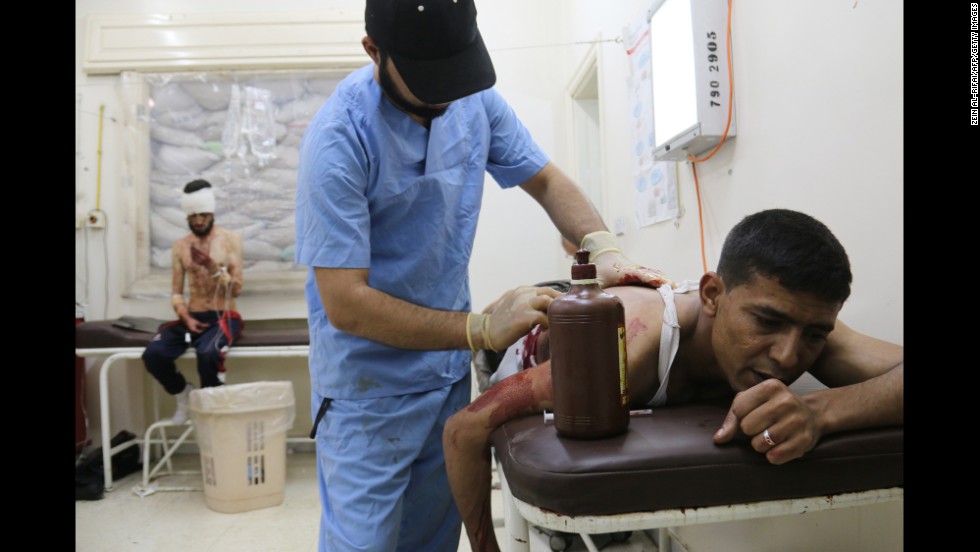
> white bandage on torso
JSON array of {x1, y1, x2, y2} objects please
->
[
  {"x1": 181, "y1": 187, "x2": 216, "y2": 215},
  {"x1": 649, "y1": 279, "x2": 700, "y2": 407}
]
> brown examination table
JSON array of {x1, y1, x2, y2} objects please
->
[
  {"x1": 491, "y1": 403, "x2": 903, "y2": 551},
  {"x1": 75, "y1": 317, "x2": 310, "y2": 492}
]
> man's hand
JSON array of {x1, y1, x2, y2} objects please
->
[
  {"x1": 580, "y1": 231, "x2": 675, "y2": 289},
  {"x1": 190, "y1": 245, "x2": 216, "y2": 272},
  {"x1": 713, "y1": 379, "x2": 822, "y2": 465},
  {"x1": 483, "y1": 286, "x2": 562, "y2": 352},
  {"x1": 183, "y1": 316, "x2": 210, "y2": 334},
  {"x1": 593, "y1": 250, "x2": 675, "y2": 289}
]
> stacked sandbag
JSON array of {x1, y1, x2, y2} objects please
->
[{"x1": 146, "y1": 72, "x2": 346, "y2": 272}]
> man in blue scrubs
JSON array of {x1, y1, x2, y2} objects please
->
[{"x1": 295, "y1": 1, "x2": 665, "y2": 550}]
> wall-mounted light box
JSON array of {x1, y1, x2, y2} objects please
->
[{"x1": 648, "y1": 0, "x2": 735, "y2": 161}]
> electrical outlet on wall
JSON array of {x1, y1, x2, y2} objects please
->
[{"x1": 86, "y1": 210, "x2": 106, "y2": 229}]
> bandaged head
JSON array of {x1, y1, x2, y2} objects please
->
[{"x1": 181, "y1": 182, "x2": 215, "y2": 215}]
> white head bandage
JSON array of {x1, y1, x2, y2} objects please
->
[{"x1": 181, "y1": 187, "x2": 216, "y2": 215}]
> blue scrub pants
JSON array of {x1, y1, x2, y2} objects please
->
[{"x1": 312, "y1": 373, "x2": 471, "y2": 552}]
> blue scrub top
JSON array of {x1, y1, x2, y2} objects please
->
[{"x1": 296, "y1": 64, "x2": 549, "y2": 399}]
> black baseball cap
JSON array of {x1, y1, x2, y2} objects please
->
[{"x1": 365, "y1": 0, "x2": 497, "y2": 104}]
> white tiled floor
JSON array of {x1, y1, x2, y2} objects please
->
[{"x1": 75, "y1": 447, "x2": 507, "y2": 551}]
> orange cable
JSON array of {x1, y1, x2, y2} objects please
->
[{"x1": 692, "y1": 163, "x2": 708, "y2": 273}]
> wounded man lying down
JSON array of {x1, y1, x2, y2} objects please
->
[{"x1": 443, "y1": 208, "x2": 904, "y2": 552}]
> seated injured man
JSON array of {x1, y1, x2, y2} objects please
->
[{"x1": 444, "y1": 208, "x2": 904, "y2": 552}]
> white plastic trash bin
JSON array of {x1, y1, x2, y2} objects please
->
[{"x1": 189, "y1": 381, "x2": 296, "y2": 513}]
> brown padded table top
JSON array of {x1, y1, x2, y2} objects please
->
[
  {"x1": 75, "y1": 318, "x2": 310, "y2": 349},
  {"x1": 491, "y1": 402, "x2": 903, "y2": 517}
]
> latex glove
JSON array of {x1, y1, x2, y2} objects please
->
[
  {"x1": 470, "y1": 285, "x2": 562, "y2": 353},
  {"x1": 580, "y1": 231, "x2": 676, "y2": 289}
]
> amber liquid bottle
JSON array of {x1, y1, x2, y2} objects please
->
[{"x1": 548, "y1": 249, "x2": 629, "y2": 439}]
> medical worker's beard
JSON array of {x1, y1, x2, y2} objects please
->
[
  {"x1": 379, "y1": 53, "x2": 449, "y2": 121},
  {"x1": 189, "y1": 218, "x2": 214, "y2": 238}
]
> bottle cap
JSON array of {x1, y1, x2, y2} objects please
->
[{"x1": 571, "y1": 249, "x2": 597, "y2": 280}]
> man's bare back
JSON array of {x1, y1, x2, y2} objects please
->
[{"x1": 528, "y1": 285, "x2": 728, "y2": 407}]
